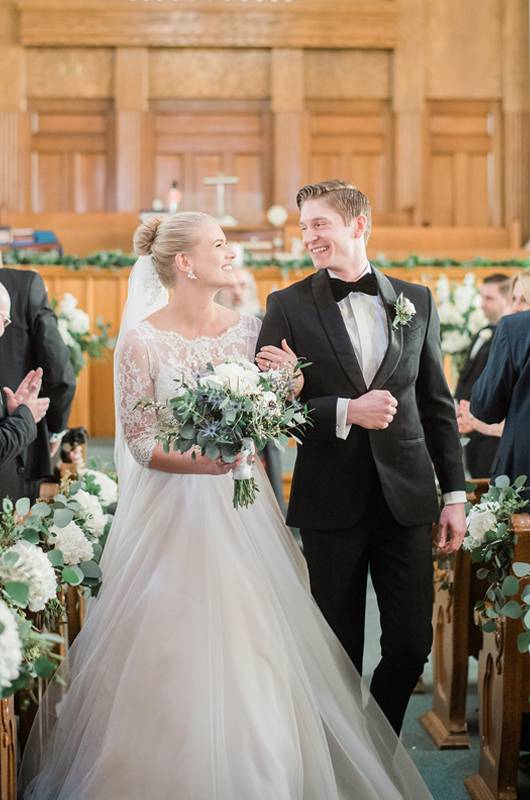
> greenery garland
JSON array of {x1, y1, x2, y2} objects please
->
[{"x1": 2, "y1": 248, "x2": 530, "y2": 272}]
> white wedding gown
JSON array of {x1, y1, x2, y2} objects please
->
[{"x1": 21, "y1": 314, "x2": 432, "y2": 800}]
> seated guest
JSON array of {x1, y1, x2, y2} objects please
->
[
  {"x1": 471, "y1": 310, "x2": 530, "y2": 500},
  {"x1": 455, "y1": 273, "x2": 511, "y2": 477},
  {"x1": 0, "y1": 268, "x2": 76, "y2": 500},
  {"x1": 0, "y1": 283, "x2": 50, "y2": 500},
  {"x1": 511, "y1": 270, "x2": 530, "y2": 313}
]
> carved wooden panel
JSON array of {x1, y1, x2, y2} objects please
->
[
  {"x1": 147, "y1": 100, "x2": 272, "y2": 224},
  {"x1": 425, "y1": 101, "x2": 503, "y2": 227},
  {"x1": 26, "y1": 48, "x2": 113, "y2": 99},
  {"x1": 306, "y1": 100, "x2": 394, "y2": 215},
  {"x1": 28, "y1": 100, "x2": 115, "y2": 212},
  {"x1": 304, "y1": 50, "x2": 391, "y2": 100},
  {"x1": 149, "y1": 49, "x2": 270, "y2": 100}
]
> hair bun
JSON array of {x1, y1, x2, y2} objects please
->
[{"x1": 133, "y1": 216, "x2": 163, "y2": 256}]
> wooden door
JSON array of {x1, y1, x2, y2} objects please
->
[
  {"x1": 425, "y1": 101, "x2": 503, "y2": 227},
  {"x1": 306, "y1": 100, "x2": 394, "y2": 216},
  {"x1": 29, "y1": 99, "x2": 114, "y2": 213}
]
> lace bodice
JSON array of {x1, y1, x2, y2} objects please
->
[{"x1": 117, "y1": 315, "x2": 262, "y2": 467}]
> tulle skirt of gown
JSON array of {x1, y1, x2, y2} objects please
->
[{"x1": 20, "y1": 463, "x2": 432, "y2": 800}]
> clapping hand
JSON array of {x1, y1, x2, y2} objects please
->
[{"x1": 3, "y1": 367, "x2": 50, "y2": 424}]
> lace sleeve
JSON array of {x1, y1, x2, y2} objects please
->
[
  {"x1": 116, "y1": 328, "x2": 157, "y2": 467},
  {"x1": 243, "y1": 315, "x2": 262, "y2": 361}
]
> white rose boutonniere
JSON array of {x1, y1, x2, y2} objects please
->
[{"x1": 392, "y1": 293, "x2": 416, "y2": 330}]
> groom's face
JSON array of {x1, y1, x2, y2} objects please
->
[{"x1": 299, "y1": 198, "x2": 358, "y2": 271}]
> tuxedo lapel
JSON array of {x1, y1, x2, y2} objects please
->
[
  {"x1": 311, "y1": 270, "x2": 367, "y2": 395},
  {"x1": 369, "y1": 268, "x2": 404, "y2": 389}
]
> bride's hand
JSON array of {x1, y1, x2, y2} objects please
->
[
  {"x1": 200, "y1": 452, "x2": 248, "y2": 476},
  {"x1": 256, "y1": 339, "x2": 304, "y2": 397}
]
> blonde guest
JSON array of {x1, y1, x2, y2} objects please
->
[{"x1": 511, "y1": 271, "x2": 530, "y2": 313}]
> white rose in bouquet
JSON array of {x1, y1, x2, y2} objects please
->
[
  {"x1": 82, "y1": 469, "x2": 118, "y2": 508},
  {"x1": 213, "y1": 361, "x2": 260, "y2": 395},
  {"x1": 49, "y1": 520, "x2": 94, "y2": 565},
  {"x1": 0, "y1": 599, "x2": 23, "y2": 691},
  {"x1": 465, "y1": 507, "x2": 498, "y2": 546},
  {"x1": 0, "y1": 541, "x2": 57, "y2": 612},
  {"x1": 70, "y1": 489, "x2": 107, "y2": 537},
  {"x1": 58, "y1": 292, "x2": 78, "y2": 316}
]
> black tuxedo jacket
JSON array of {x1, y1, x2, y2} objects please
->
[
  {"x1": 471, "y1": 311, "x2": 530, "y2": 499},
  {"x1": 455, "y1": 326, "x2": 495, "y2": 402},
  {"x1": 0, "y1": 390, "x2": 38, "y2": 501},
  {"x1": 0, "y1": 268, "x2": 76, "y2": 483},
  {"x1": 257, "y1": 267, "x2": 465, "y2": 530},
  {"x1": 455, "y1": 326, "x2": 499, "y2": 478}
]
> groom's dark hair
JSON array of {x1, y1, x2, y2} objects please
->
[{"x1": 296, "y1": 180, "x2": 372, "y2": 242}]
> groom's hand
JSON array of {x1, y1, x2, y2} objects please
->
[
  {"x1": 346, "y1": 390, "x2": 398, "y2": 430},
  {"x1": 436, "y1": 503, "x2": 467, "y2": 554}
]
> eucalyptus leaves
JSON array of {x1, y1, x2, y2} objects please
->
[
  {"x1": 0, "y1": 471, "x2": 115, "y2": 698},
  {"x1": 463, "y1": 475, "x2": 530, "y2": 652}
]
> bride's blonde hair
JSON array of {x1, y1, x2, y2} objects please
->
[{"x1": 133, "y1": 212, "x2": 212, "y2": 289}]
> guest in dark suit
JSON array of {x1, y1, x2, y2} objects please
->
[
  {"x1": 471, "y1": 310, "x2": 530, "y2": 500},
  {"x1": 455, "y1": 273, "x2": 511, "y2": 477},
  {"x1": 0, "y1": 268, "x2": 76, "y2": 500},
  {"x1": 0, "y1": 282, "x2": 50, "y2": 500},
  {"x1": 256, "y1": 180, "x2": 466, "y2": 734}
]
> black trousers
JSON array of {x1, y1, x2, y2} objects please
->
[{"x1": 300, "y1": 479, "x2": 433, "y2": 735}]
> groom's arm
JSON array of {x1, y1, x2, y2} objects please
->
[
  {"x1": 416, "y1": 288, "x2": 465, "y2": 494},
  {"x1": 257, "y1": 293, "x2": 341, "y2": 441}
]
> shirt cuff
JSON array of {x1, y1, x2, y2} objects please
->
[
  {"x1": 442, "y1": 491, "x2": 467, "y2": 505},
  {"x1": 336, "y1": 398, "x2": 351, "y2": 440}
]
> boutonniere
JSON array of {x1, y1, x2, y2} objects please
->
[
  {"x1": 477, "y1": 327, "x2": 493, "y2": 343},
  {"x1": 392, "y1": 293, "x2": 416, "y2": 330}
]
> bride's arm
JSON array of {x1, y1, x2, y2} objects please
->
[{"x1": 117, "y1": 329, "x2": 238, "y2": 476}]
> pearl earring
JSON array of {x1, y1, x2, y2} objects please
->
[{"x1": 186, "y1": 269, "x2": 197, "y2": 280}]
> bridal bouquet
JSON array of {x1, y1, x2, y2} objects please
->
[{"x1": 144, "y1": 358, "x2": 311, "y2": 509}]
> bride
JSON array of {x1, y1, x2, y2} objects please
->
[{"x1": 20, "y1": 212, "x2": 432, "y2": 799}]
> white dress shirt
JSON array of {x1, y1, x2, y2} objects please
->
[{"x1": 330, "y1": 266, "x2": 465, "y2": 506}]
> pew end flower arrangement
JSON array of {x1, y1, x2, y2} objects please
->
[
  {"x1": 140, "y1": 358, "x2": 311, "y2": 509},
  {"x1": 435, "y1": 272, "x2": 488, "y2": 373},
  {"x1": 462, "y1": 474, "x2": 530, "y2": 653},
  {"x1": 0, "y1": 471, "x2": 115, "y2": 699},
  {"x1": 53, "y1": 292, "x2": 114, "y2": 376}
]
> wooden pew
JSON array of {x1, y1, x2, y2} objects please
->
[
  {"x1": 0, "y1": 699, "x2": 16, "y2": 800},
  {"x1": 420, "y1": 480, "x2": 490, "y2": 749},
  {"x1": 465, "y1": 513, "x2": 530, "y2": 800}
]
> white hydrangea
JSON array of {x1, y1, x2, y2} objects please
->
[
  {"x1": 82, "y1": 469, "x2": 118, "y2": 508},
  {"x1": 70, "y1": 489, "x2": 107, "y2": 537},
  {"x1": 0, "y1": 541, "x2": 57, "y2": 612},
  {"x1": 57, "y1": 317, "x2": 75, "y2": 348},
  {"x1": 441, "y1": 330, "x2": 471, "y2": 354},
  {"x1": 58, "y1": 293, "x2": 78, "y2": 316},
  {"x1": 435, "y1": 276, "x2": 451, "y2": 304},
  {"x1": 49, "y1": 521, "x2": 94, "y2": 565},
  {"x1": 67, "y1": 308, "x2": 90, "y2": 335},
  {"x1": 0, "y1": 599, "x2": 23, "y2": 691},
  {"x1": 453, "y1": 284, "x2": 478, "y2": 314},
  {"x1": 468, "y1": 308, "x2": 489, "y2": 336},
  {"x1": 438, "y1": 302, "x2": 465, "y2": 327}
]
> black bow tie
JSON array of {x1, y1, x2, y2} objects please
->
[{"x1": 329, "y1": 273, "x2": 378, "y2": 302}]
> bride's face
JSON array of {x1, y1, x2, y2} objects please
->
[{"x1": 182, "y1": 219, "x2": 237, "y2": 288}]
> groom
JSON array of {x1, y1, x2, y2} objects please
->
[{"x1": 256, "y1": 180, "x2": 466, "y2": 734}]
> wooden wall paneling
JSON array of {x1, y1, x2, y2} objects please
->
[
  {"x1": 425, "y1": 101, "x2": 503, "y2": 227},
  {"x1": 28, "y1": 99, "x2": 115, "y2": 213},
  {"x1": 115, "y1": 48, "x2": 148, "y2": 212},
  {"x1": 149, "y1": 100, "x2": 272, "y2": 223},
  {"x1": 271, "y1": 49, "x2": 306, "y2": 213},
  {"x1": 307, "y1": 100, "x2": 394, "y2": 215}
]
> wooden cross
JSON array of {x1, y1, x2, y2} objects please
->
[{"x1": 203, "y1": 173, "x2": 239, "y2": 225}]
